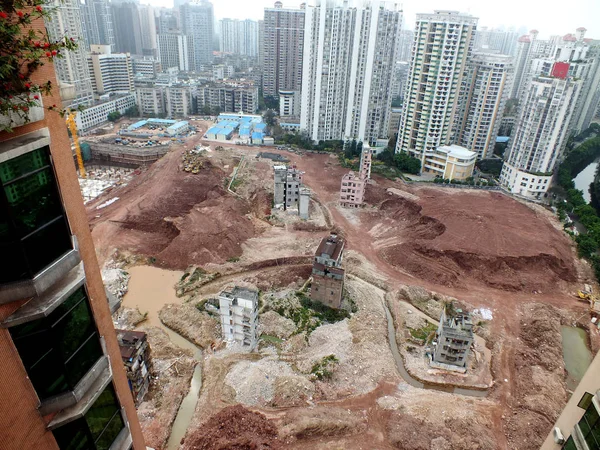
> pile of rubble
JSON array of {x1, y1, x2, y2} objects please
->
[
  {"x1": 182, "y1": 146, "x2": 208, "y2": 174},
  {"x1": 102, "y1": 267, "x2": 130, "y2": 299},
  {"x1": 79, "y1": 166, "x2": 134, "y2": 203}
]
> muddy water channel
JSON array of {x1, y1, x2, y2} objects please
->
[
  {"x1": 122, "y1": 265, "x2": 202, "y2": 450},
  {"x1": 561, "y1": 326, "x2": 592, "y2": 391}
]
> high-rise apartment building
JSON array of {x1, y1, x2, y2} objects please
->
[
  {"x1": 111, "y1": 2, "x2": 143, "y2": 56},
  {"x1": 157, "y1": 8, "x2": 179, "y2": 34},
  {"x1": 473, "y1": 26, "x2": 519, "y2": 56},
  {"x1": 0, "y1": 11, "x2": 144, "y2": 448},
  {"x1": 157, "y1": 33, "x2": 195, "y2": 72},
  {"x1": 88, "y1": 45, "x2": 134, "y2": 97},
  {"x1": 510, "y1": 30, "x2": 543, "y2": 100},
  {"x1": 453, "y1": 53, "x2": 513, "y2": 160},
  {"x1": 263, "y1": 2, "x2": 305, "y2": 98},
  {"x1": 395, "y1": 10, "x2": 478, "y2": 164},
  {"x1": 219, "y1": 19, "x2": 259, "y2": 57},
  {"x1": 81, "y1": 0, "x2": 115, "y2": 49},
  {"x1": 500, "y1": 64, "x2": 582, "y2": 199},
  {"x1": 397, "y1": 30, "x2": 415, "y2": 62},
  {"x1": 45, "y1": 0, "x2": 95, "y2": 107},
  {"x1": 138, "y1": 5, "x2": 158, "y2": 58},
  {"x1": 132, "y1": 56, "x2": 162, "y2": 78},
  {"x1": 300, "y1": 1, "x2": 402, "y2": 145},
  {"x1": 166, "y1": 84, "x2": 196, "y2": 117},
  {"x1": 180, "y1": 0, "x2": 215, "y2": 70}
]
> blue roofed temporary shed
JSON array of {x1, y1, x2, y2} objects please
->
[
  {"x1": 206, "y1": 126, "x2": 221, "y2": 139},
  {"x1": 166, "y1": 121, "x2": 190, "y2": 136},
  {"x1": 254, "y1": 123, "x2": 267, "y2": 132},
  {"x1": 128, "y1": 120, "x2": 148, "y2": 131},
  {"x1": 216, "y1": 127, "x2": 234, "y2": 141},
  {"x1": 251, "y1": 132, "x2": 264, "y2": 144},
  {"x1": 239, "y1": 126, "x2": 251, "y2": 137}
]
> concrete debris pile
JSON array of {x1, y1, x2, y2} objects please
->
[
  {"x1": 102, "y1": 267, "x2": 130, "y2": 300},
  {"x1": 224, "y1": 358, "x2": 295, "y2": 406},
  {"x1": 182, "y1": 147, "x2": 208, "y2": 173},
  {"x1": 79, "y1": 167, "x2": 134, "y2": 203}
]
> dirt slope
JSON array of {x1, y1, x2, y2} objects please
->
[
  {"x1": 88, "y1": 145, "x2": 259, "y2": 269},
  {"x1": 365, "y1": 186, "x2": 576, "y2": 292}
]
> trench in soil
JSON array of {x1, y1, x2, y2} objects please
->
[{"x1": 122, "y1": 265, "x2": 202, "y2": 450}]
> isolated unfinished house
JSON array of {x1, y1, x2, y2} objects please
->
[
  {"x1": 340, "y1": 144, "x2": 374, "y2": 208},
  {"x1": 431, "y1": 308, "x2": 474, "y2": 373},
  {"x1": 273, "y1": 164, "x2": 311, "y2": 218},
  {"x1": 219, "y1": 287, "x2": 259, "y2": 349},
  {"x1": 311, "y1": 234, "x2": 345, "y2": 309},
  {"x1": 116, "y1": 329, "x2": 153, "y2": 406}
]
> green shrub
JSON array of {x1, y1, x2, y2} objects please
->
[{"x1": 310, "y1": 354, "x2": 339, "y2": 380}]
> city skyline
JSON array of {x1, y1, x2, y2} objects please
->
[{"x1": 137, "y1": 0, "x2": 600, "y2": 38}]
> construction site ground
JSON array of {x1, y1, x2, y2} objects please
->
[{"x1": 87, "y1": 129, "x2": 600, "y2": 449}]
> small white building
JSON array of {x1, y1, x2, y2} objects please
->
[
  {"x1": 422, "y1": 145, "x2": 477, "y2": 181},
  {"x1": 499, "y1": 162, "x2": 552, "y2": 200},
  {"x1": 218, "y1": 287, "x2": 259, "y2": 349}
]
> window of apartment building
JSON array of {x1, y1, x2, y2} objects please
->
[
  {"x1": 9, "y1": 286, "x2": 103, "y2": 400},
  {"x1": 0, "y1": 146, "x2": 72, "y2": 283},
  {"x1": 52, "y1": 383, "x2": 125, "y2": 450}
]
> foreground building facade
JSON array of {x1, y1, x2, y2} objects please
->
[
  {"x1": 300, "y1": 1, "x2": 402, "y2": 145},
  {"x1": 0, "y1": 14, "x2": 144, "y2": 448}
]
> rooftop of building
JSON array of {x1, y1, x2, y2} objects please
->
[
  {"x1": 316, "y1": 234, "x2": 344, "y2": 261},
  {"x1": 437, "y1": 144, "x2": 477, "y2": 159},
  {"x1": 220, "y1": 286, "x2": 259, "y2": 305},
  {"x1": 313, "y1": 262, "x2": 345, "y2": 276},
  {"x1": 115, "y1": 329, "x2": 147, "y2": 361},
  {"x1": 440, "y1": 309, "x2": 474, "y2": 338}
]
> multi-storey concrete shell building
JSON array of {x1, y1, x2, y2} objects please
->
[
  {"x1": 453, "y1": 53, "x2": 513, "y2": 160},
  {"x1": 300, "y1": 1, "x2": 402, "y2": 145},
  {"x1": 0, "y1": 11, "x2": 145, "y2": 448},
  {"x1": 218, "y1": 287, "x2": 259, "y2": 349},
  {"x1": 263, "y1": 2, "x2": 306, "y2": 98},
  {"x1": 500, "y1": 65, "x2": 582, "y2": 199},
  {"x1": 395, "y1": 10, "x2": 478, "y2": 164},
  {"x1": 197, "y1": 81, "x2": 259, "y2": 114}
]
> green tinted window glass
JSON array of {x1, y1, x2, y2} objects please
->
[
  {"x1": 0, "y1": 146, "x2": 72, "y2": 282},
  {"x1": 562, "y1": 436, "x2": 577, "y2": 450},
  {"x1": 53, "y1": 419, "x2": 94, "y2": 450},
  {"x1": 85, "y1": 384, "x2": 124, "y2": 448},
  {"x1": 0, "y1": 147, "x2": 49, "y2": 183},
  {"x1": 9, "y1": 288, "x2": 102, "y2": 400}
]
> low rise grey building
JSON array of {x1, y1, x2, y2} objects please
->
[
  {"x1": 431, "y1": 307, "x2": 474, "y2": 372},
  {"x1": 273, "y1": 164, "x2": 307, "y2": 214},
  {"x1": 311, "y1": 234, "x2": 345, "y2": 309},
  {"x1": 218, "y1": 287, "x2": 259, "y2": 349}
]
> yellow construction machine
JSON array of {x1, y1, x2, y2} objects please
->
[
  {"x1": 577, "y1": 284, "x2": 594, "y2": 300},
  {"x1": 66, "y1": 112, "x2": 86, "y2": 178}
]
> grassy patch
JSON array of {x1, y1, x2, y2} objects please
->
[
  {"x1": 371, "y1": 164, "x2": 402, "y2": 180},
  {"x1": 298, "y1": 292, "x2": 350, "y2": 323},
  {"x1": 408, "y1": 323, "x2": 437, "y2": 342},
  {"x1": 311, "y1": 354, "x2": 339, "y2": 380},
  {"x1": 260, "y1": 334, "x2": 283, "y2": 344},
  {"x1": 226, "y1": 256, "x2": 240, "y2": 263},
  {"x1": 230, "y1": 177, "x2": 243, "y2": 191}
]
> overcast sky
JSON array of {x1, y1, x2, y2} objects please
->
[{"x1": 141, "y1": 0, "x2": 599, "y2": 39}]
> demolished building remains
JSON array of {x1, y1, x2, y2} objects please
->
[
  {"x1": 116, "y1": 329, "x2": 153, "y2": 406},
  {"x1": 273, "y1": 164, "x2": 311, "y2": 218}
]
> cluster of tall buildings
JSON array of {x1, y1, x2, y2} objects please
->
[{"x1": 45, "y1": 0, "x2": 600, "y2": 199}]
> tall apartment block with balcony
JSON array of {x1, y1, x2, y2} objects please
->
[{"x1": 0, "y1": 13, "x2": 144, "y2": 450}]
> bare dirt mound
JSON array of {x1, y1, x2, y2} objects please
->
[
  {"x1": 88, "y1": 149, "x2": 260, "y2": 269},
  {"x1": 183, "y1": 404, "x2": 282, "y2": 450},
  {"x1": 366, "y1": 185, "x2": 577, "y2": 292},
  {"x1": 505, "y1": 303, "x2": 568, "y2": 450}
]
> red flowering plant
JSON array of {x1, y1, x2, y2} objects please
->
[{"x1": 0, "y1": 0, "x2": 78, "y2": 131}]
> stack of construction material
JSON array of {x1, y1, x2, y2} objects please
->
[{"x1": 116, "y1": 329, "x2": 153, "y2": 406}]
